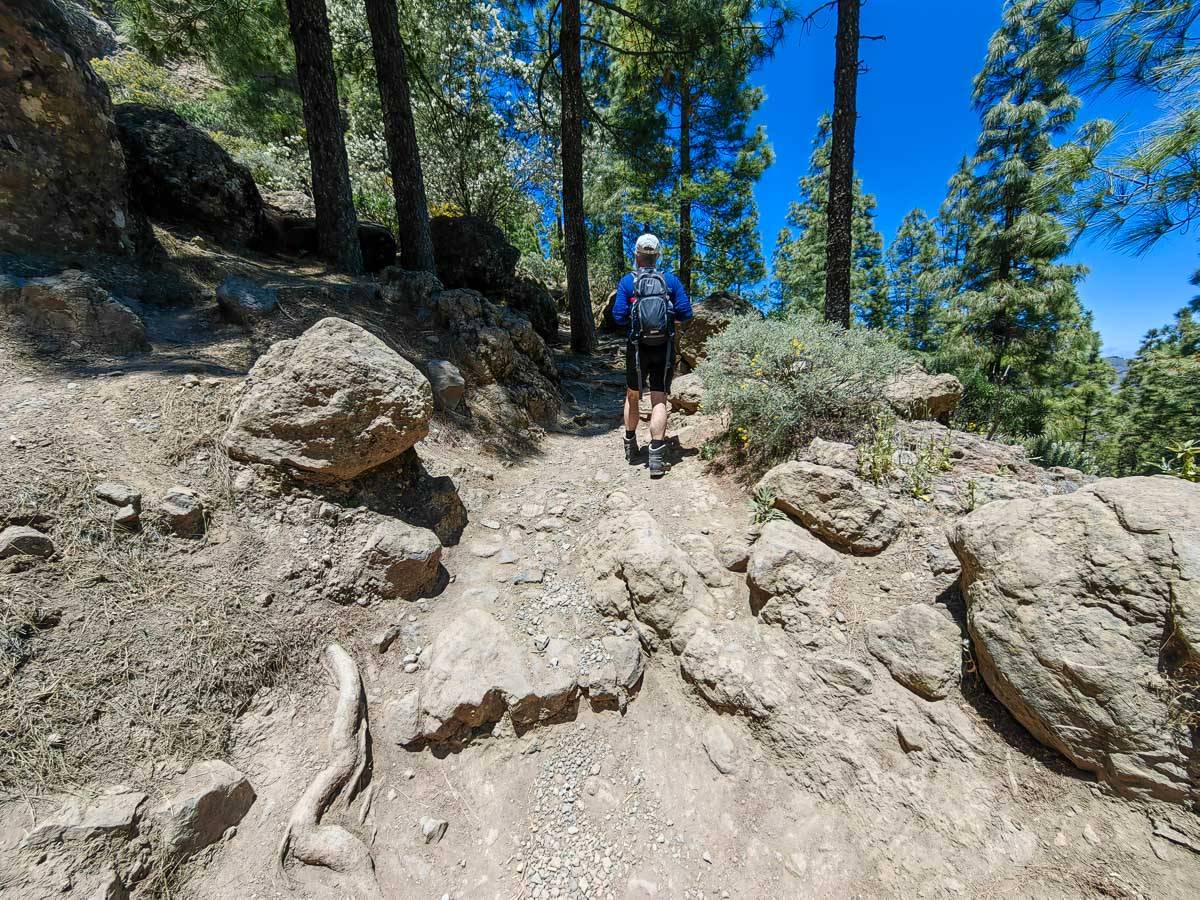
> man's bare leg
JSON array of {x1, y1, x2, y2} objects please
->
[
  {"x1": 623, "y1": 388, "x2": 642, "y2": 463},
  {"x1": 649, "y1": 391, "x2": 668, "y2": 441}
]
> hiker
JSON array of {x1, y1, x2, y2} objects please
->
[{"x1": 613, "y1": 233, "x2": 693, "y2": 477}]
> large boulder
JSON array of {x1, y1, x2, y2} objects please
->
[
  {"x1": 215, "y1": 275, "x2": 277, "y2": 325},
  {"x1": 679, "y1": 620, "x2": 790, "y2": 720},
  {"x1": 746, "y1": 518, "x2": 842, "y2": 631},
  {"x1": 885, "y1": 366, "x2": 963, "y2": 424},
  {"x1": 0, "y1": 270, "x2": 149, "y2": 354},
  {"x1": 429, "y1": 216, "x2": 519, "y2": 293},
  {"x1": 502, "y1": 277, "x2": 559, "y2": 344},
  {"x1": 115, "y1": 103, "x2": 265, "y2": 246},
  {"x1": 950, "y1": 476, "x2": 1200, "y2": 804},
  {"x1": 260, "y1": 196, "x2": 397, "y2": 273},
  {"x1": 756, "y1": 461, "x2": 904, "y2": 555},
  {"x1": 0, "y1": 0, "x2": 148, "y2": 257},
  {"x1": 56, "y1": 1, "x2": 118, "y2": 60},
  {"x1": 676, "y1": 291, "x2": 761, "y2": 369},
  {"x1": 595, "y1": 289, "x2": 621, "y2": 334},
  {"x1": 668, "y1": 372, "x2": 704, "y2": 414},
  {"x1": 865, "y1": 604, "x2": 961, "y2": 701},
  {"x1": 222, "y1": 317, "x2": 433, "y2": 481}
]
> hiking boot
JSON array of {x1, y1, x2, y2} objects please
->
[
  {"x1": 624, "y1": 433, "x2": 641, "y2": 464},
  {"x1": 648, "y1": 443, "x2": 668, "y2": 478}
]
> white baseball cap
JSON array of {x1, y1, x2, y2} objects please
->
[{"x1": 635, "y1": 233, "x2": 661, "y2": 255}]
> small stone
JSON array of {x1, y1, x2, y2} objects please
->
[
  {"x1": 158, "y1": 486, "x2": 205, "y2": 536},
  {"x1": 373, "y1": 625, "x2": 403, "y2": 654},
  {"x1": 0, "y1": 525, "x2": 54, "y2": 560},
  {"x1": 420, "y1": 816, "x2": 448, "y2": 844},
  {"x1": 404, "y1": 662, "x2": 419, "y2": 674},
  {"x1": 95, "y1": 482, "x2": 141, "y2": 509},
  {"x1": 514, "y1": 568, "x2": 545, "y2": 585},
  {"x1": 1082, "y1": 824, "x2": 1101, "y2": 846},
  {"x1": 533, "y1": 634, "x2": 551, "y2": 652}
]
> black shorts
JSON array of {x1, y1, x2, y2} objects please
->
[{"x1": 626, "y1": 340, "x2": 674, "y2": 394}]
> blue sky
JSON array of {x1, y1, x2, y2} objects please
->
[{"x1": 750, "y1": 0, "x2": 1198, "y2": 357}]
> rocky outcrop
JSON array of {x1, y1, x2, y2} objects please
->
[
  {"x1": 676, "y1": 291, "x2": 761, "y2": 368},
  {"x1": 579, "y1": 633, "x2": 645, "y2": 711},
  {"x1": 865, "y1": 604, "x2": 961, "y2": 701},
  {"x1": 222, "y1": 317, "x2": 433, "y2": 481},
  {"x1": 1, "y1": 0, "x2": 148, "y2": 258},
  {"x1": 756, "y1": 461, "x2": 904, "y2": 555},
  {"x1": 429, "y1": 216, "x2": 519, "y2": 293},
  {"x1": 595, "y1": 289, "x2": 621, "y2": 334},
  {"x1": 342, "y1": 519, "x2": 442, "y2": 603},
  {"x1": 885, "y1": 366, "x2": 963, "y2": 423},
  {"x1": 747, "y1": 519, "x2": 842, "y2": 635},
  {"x1": 115, "y1": 103, "x2": 265, "y2": 246},
  {"x1": 950, "y1": 476, "x2": 1200, "y2": 804},
  {"x1": 503, "y1": 277, "x2": 559, "y2": 344},
  {"x1": 679, "y1": 620, "x2": 790, "y2": 720},
  {"x1": 261, "y1": 197, "x2": 398, "y2": 272},
  {"x1": 0, "y1": 270, "x2": 149, "y2": 355}
]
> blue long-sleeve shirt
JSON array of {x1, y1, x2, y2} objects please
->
[{"x1": 613, "y1": 270, "x2": 693, "y2": 335}]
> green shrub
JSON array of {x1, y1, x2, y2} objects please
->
[
  {"x1": 697, "y1": 312, "x2": 912, "y2": 473},
  {"x1": 1158, "y1": 439, "x2": 1200, "y2": 482}
]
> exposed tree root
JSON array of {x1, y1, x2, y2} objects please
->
[{"x1": 278, "y1": 643, "x2": 377, "y2": 891}]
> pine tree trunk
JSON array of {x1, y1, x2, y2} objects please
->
[
  {"x1": 678, "y1": 72, "x2": 693, "y2": 296},
  {"x1": 611, "y1": 215, "x2": 625, "y2": 282},
  {"x1": 823, "y1": 0, "x2": 860, "y2": 328},
  {"x1": 560, "y1": 0, "x2": 595, "y2": 354},
  {"x1": 364, "y1": 0, "x2": 435, "y2": 273},
  {"x1": 285, "y1": 0, "x2": 363, "y2": 274}
]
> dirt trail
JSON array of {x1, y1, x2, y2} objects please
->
[{"x1": 190, "y1": 354, "x2": 1198, "y2": 900}]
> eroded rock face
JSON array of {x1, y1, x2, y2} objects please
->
[
  {"x1": 676, "y1": 291, "x2": 761, "y2": 368},
  {"x1": 679, "y1": 620, "x2": 789, "y2": 720},
  {"x1": 56, "y1": 0, "x2": 117, "y2": 60},
  {"x1": 885, "y1": 367, "x2": 963, "y2": 423},
  {"x1": 115, "y1": 103, "x2": 265, "y2": 245},
  {"x1": 0, "y1": 270, "x2": 149, "y2": 355},
  {"x1": 756, "y1": 461, "x2": 904, "y2": 555},
  {"x1": 222, "y1": 318, "x2": 433, "y2": 481},
  {"x1": 0, "y1": 0, "x2": 148, "y2": 257},
  {"x1": 430, "y1": 216, "x2": 519, "y2": 293},
  {"x1": 950, "y1": 476, "x2": 1200, "y2": 804},
  {"x1": 503, "y1": 277, "x2": 559, "y2": 344},
  {"x1": 216, "y1": 276, "x2": 277, "y2": 325},
  {"x1": 865, "y1": 604, "x2": 961, "y2": 701}
]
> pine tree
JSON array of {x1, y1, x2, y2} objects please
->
[
  {"x1": 952, "y1": 0, "x2": 1091, "y2": 438},
  {"x1": 1039, "y1": 317, "x2": 1117, "y2": 470},
  {"x1": 773, "y1": 117, "x2": 886, "y2": 321},
  {"x1": 284, "y1": 0, "x2": 363, "y2": 273},
  {"x1": 824, "y1": 0, "x2": 863, "y2": 328},
  {"x1": 1112, "y1": 298, "x2": 1200, "y2": 475},
  {"x1": 886, "y1": 209, "x2": 942, "y2": 348}
]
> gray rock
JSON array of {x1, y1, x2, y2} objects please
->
[
  {"x1": 513, "y1": 567, "x2": 545, "y2": 585},
  {"x1": 951, "y1": 475, "x2": 1200, "y2": 805},
  {"x1": 679, "y1": 620, "x2": 789, "y2": 720},
  {"x1": 701, "y1": 719, "x2": 740, "y2": 775},
  {"x1": 427, "y1": 359, "x2": 466, "y2": 411},
  {"x1": 746, "y1": 519, "x2": 841, "y2": 629},
  {"x1": 755, "y1": 460, "x2": 903, "y2": 554},
  {"x1": 668, "y1": 372, "x2": 704, "y2": 415},
  {"x1": 374, "y1": 624, "x2": 403, "y2": 654},
  {"x1": 812, "y1": 657, "x2": 874, "y2": 695},
  {"x1": 865, "y1": 604, "x2": 961, "y2": 701},
  {"x1": 885, "y1": 366, "x2": 963, "y2": 423},
  {"x1": 222, "y1": 318, "x2": 433, "y2": 481},
  {"x1": 675, "y1": 291, "x2": 762, "y2": 369},
  {"x1": 95, "y1": 482, "x2": 140, "y2": 509},
  {"x1": 581, "y1": 633, "x2": 645, "y2": 709},
  {"x1": 21, "y1": 787, "x2": 147, "y2": 850},
  {"x1": 347, "y1": 519, "x2": 442, "y2": 602},
  {"x1": 158, "y1": 486, "x2": 205, "y2": 535},
  {"x1": 216, "y1": 276, "x2": 278, "y2": 324},
  {"x1": 153, "y1": 760, "x2": 255, "y2": 861},
  {"x1": 0, "y1": 525, "x2": 54, "y2": 560},
  {"x1": 805, "y1": 438, "x2": 858, "y2": 471},
  {"x1": 56, "y1": 0, "x2": 118, "y2": 59},
  {"x1": 0, "y1": 271, "x2": 149, "y2": 355},
  {"x1": 717, "y1": 534, "x2": 752, "y2": 573},
  {"x1": 113, "y1": 504, "x2": 140, "y2": 530},
  {"x1": 420, "y1": 815, "x2": 449, "y2": 845}
]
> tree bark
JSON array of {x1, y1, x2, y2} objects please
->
[
  {"x1": 823, "y1": 0, "x2": 860, "y2": 328},
  {"x1": 678, "y1": 70, "x2": 694, "y2": 296},
  {"x1": 285, "y1": 0, "x2": 362, "y2": 274},
  {"x1": 560, "y1": 0, "x2": 595, "y2": 354},
  {"x1": 364, "y1": 0, "x2": 436, "y2": 273}
]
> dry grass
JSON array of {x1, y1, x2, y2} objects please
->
[{"x1": 0, "y1": 398, "x2": 297, "y2": 799}]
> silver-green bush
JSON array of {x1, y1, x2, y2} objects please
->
[{"x1": 696, "y1": 312, "x2": 912, "y2": 472}]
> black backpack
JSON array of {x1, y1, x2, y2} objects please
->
[{"x1": 631, "y1": 268, "x2": 674, "y2": 347}]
